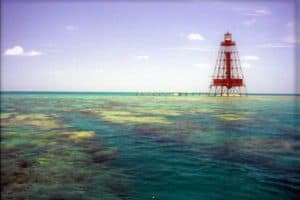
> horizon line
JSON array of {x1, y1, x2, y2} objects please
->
[{"x1": 1, "y1": 90, "x2": 299, "y2": 96}]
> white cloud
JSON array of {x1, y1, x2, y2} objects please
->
[
  {"x1": 240, "y1": 56, "x2": 259, "y2": 68},
  {"x1": 4, "y1": 46, "x2": 24, "y2": 55},
  {"x1": 243, "y1": 18, "x2": 256, "y2": 26},
  {"x1": 136, "y1": 55, "x2": 150, "y2": 60},
  {"x1": 65, "y1": 25, "x2": 78, "y2": 32},
  {"x1": 4, "y1": 46, "x2": 43, "y2": 56},
  {"x1": 241, "y1": 62, "x2": 251, "y2": 68},
  {"x1": 242, "y1": 55, "x2": 260, "y2": 61},
  {"x1": 187, "y1": 33, "x2": 205, "y2": 41},
  {"x1": 246, "y1": 9, "x2": 270, "y2": 16}
]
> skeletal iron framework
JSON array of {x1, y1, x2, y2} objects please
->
[{"x1": 209, "y1": 32, "x2": 247, "y2": 96}]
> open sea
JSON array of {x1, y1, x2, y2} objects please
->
[{"x1": 1, "y1": 92, "x2": 299, "y2": 200}]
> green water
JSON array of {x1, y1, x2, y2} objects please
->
[{"x1": 1, "y1": 93, "x2": 299, "y2": 199}]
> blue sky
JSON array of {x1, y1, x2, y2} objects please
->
[{"x1": 1, "y1": 0, "x2": 298, "y2": 93}]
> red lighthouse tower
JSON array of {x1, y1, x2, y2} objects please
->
[{"x1": 209, "y1": 32, "x2": 247, "y2": 96}]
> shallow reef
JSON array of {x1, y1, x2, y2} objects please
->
[
  {"x1": 82, "y1": 108, "x2": 173, "y2": 125},
  {"x1": 215, "y1": 113, "x2": 249, "y2": 121},
  {"x1": 80, "y1": 100, "x2": 208, "y2": 137},
  {"x1": 1, "y1": 113, "x2": 66, "y2": 130},
  {"x1": 1, "y1": 94, "x2": 299, "y2": 200},
  {"x1": 1, "y1": 112, "x2": 130, "y2": 200}
]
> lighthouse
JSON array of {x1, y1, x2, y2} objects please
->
[{"x1": 209, "y1": 32, "x2": 247, "y2": 96}]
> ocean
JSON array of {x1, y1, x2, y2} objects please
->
[{"x1": 1, "y1": 92, "x2": 299, "y2": 199}]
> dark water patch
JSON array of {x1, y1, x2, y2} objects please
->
[
  {"x1": 17, "y1": 159, "x2": 35, "y2": 169},
  {"x1": 92, "y1": 148, "x2": 118, "y2": 163},
  {"x1": 264, "y1": 176, "x2": 300, "y2": 199},
  {"x1": 277, "y1": 126, "x2": 300, "y2": 141}
]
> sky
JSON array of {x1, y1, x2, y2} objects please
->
[{"x1": 1, "y1": 0, "x2": 299, "y2": 93}]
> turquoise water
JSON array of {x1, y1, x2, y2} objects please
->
[{"x1": 1, "y1": 93, "x2": 300, "y2": 199}]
